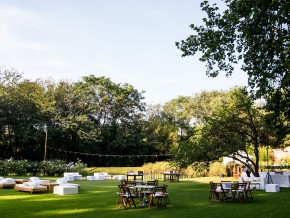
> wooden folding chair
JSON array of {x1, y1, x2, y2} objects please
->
[
  {"x1": 232, "y1": 182, "x2": 252, "y2": 203},
  {"x1": 163, "y1": 184, "x2": 170, "y2": 205},
  {"x1": 245, "y1": 181, "x2": 253, "y2": 200},
  {"x1": 209, "y1": 182, "x2": 229, "y2": 203},
  {"x1": 116, "y1": 184, "x2": 124, "y2": 206},
  {"x1": 124, "y1": 180, "x2": 137, "y2": 194},
  {"x1": 148, "y1": 185, "x2": 168, "y2": 208},
  {"x1": 118, "y1": 184, "x2": 138, "y2": 209}
]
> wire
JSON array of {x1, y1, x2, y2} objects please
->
[{"x1": 47, "y1": 146, "x2": 174, "y2": 158}]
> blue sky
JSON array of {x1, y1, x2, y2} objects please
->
[{"x1": 0, "y1": 0, "x2": 248, "y2": 103}]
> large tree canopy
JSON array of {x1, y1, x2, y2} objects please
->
[
  {"x1": 176, "y1": 0, "x2": 290, "y2": 125},
  {"x1": 171, "y1": 88, "x2": 279, "y2": 175},
  {"x1": 0, "y1": 70, "x2": 157, "y2": 166}
]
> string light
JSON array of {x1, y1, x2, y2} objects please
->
[{"x1": 47, "y1": 146, "x2": 174, "y2": 158}]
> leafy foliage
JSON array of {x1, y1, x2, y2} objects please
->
[
  {"x1": 176, "y1": 0, "x2": 290, "y2": 129},
  {"x1": 0, "y1": 158, "x2": 86, "y2": 176},
  {"x1": 0, "y1": 69, "x2": 287, "y2": 170},
  {"x1": 171, "y1": 88, "x2": 280, "y2": 174},
  {"x1": 0, "y1": 70, "x2": 151, "y2": 166}
]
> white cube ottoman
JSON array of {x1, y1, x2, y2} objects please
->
[
  {"x1": 53, "y1": 185, "x2": 78, "y2": 195},
  {"x1": 74, "y1": 175, "x2": 83, "y2": 181},
  {"x1": 113, "y1": 175, "x2": 125, "y2": 180},
  {"x1": 93, "y1": 173, "x2": 105, "y2": 180},
  {"x1": 265, "y1": 184, "x2": 280, "y2": 192},
  {"x1": 65, "y1": 175, "x2": 75, "y2": 181},
  {"x1": 86, "y1": 176, "x2": 96, "y2": 180}
]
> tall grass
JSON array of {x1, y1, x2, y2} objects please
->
[{"x1": 84, "y1": 161, "x2": 228, "y2": 179}]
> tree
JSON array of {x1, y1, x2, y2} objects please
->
[
  {"x1": 0, "y1": 70, "x2": 152, "y2": 166},
  {"x1": 176, "y1": 0, "x2": 290, "y2": 127},
  {"x1": 172, "y1": 88, "x2": 278, "y2": 175},
  {"x1": 47, "y1": 75, "x2": 148, "y2": 166},
  {"x1": 0, "y1": 69, "x2": 54, "y2": 161},
  {"x1": 162, "y1": 96, "x2": 194, "y2": 141},
  {"x1": 143, "y1": 104, "x2": 176, "y2": 155}
]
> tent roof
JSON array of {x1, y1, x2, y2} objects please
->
[{"x1": 223, "y1": 153, "x2": 253, "y2": 165}]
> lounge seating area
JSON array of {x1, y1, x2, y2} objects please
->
[
  {"x1": 94, "y1": 172, "x2": 112, "y2": 180},
  {"x1": 14, "y1": 177, "x2": 50, "y2": 194},
  {"x1": 14, "y1": 184, "x2": 48, "y2": 194},
  {"x1": 239, "y1": 171, "x2": 290, "y2": 190},
  {"x1": 239, "y1": 172, "x2": 266, "y2": 190},
  {"x1": 55, "y1": 177, "x2": 80, "y2": 189},
  {"x1": 86, "y1": 173, "x2": 124, "y2": 181},
  {"x1": 28, "y1": 176, "x2": 50, "y2": 184},
  {"x1": 0, "y1": 176, "x2": 81, "y2": 194},
  {"x1": 0, "y1": 177, "x2": 16, "y2": 188},
  {"x1": 13, "y1": 176, "x2": 81, "y2": 194}
]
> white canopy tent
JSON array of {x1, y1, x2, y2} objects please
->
[{"x1": 223, "y1": 153, "x2": 254, "y2": 165}]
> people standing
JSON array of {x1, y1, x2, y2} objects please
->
[{"x1": 245, "y1": 160, "x2": 251, "y2": 177}]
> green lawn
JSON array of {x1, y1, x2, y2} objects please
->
[{"x1": 0, "y1": 177, "x2": 288, "y2": 218}]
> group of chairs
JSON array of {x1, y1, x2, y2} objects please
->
[
  {"x1": 209, "y1": 181, "x2": 253, "y2": 203},
  {"x1": 116, "y1": 179, "x2": 170, "y2": 209}
]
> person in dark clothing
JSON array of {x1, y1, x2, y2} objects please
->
[{"x1": 245, "y1": 160, "x2": 251, "y2": 177}]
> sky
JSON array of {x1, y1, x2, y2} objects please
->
[{"x1": 0, "y1": 0, "x2": 248, "y2": 104}]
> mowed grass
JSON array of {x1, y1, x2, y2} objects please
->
[{"x1": 0, "y1": 177, "x2": 289, "y2": 218}]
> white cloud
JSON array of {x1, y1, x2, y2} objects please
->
[{"x1": 0, "y1": 6, "x2": 31, "y2": 19}]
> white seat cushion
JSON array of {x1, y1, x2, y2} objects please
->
[
  {"x1": 1, "y1": 178, "x2": 15, "y2": 184},
  {"x1": 29, "y1": 177, "x2": 40, "y2": 181}
]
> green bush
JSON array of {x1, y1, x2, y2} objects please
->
[
  {"x1": 39, "y1": 160, "x2": 68, "y2": 176},
  {"x1": 0, "y1": 158, "x2": 86, "y2": 176},
  {"x1": 0, "y1": 160, "x2": 8, "y2": 175},
  {"x1": 66, "y1": 159, "x2": 87, "y2": 176},
  {"x1": 3, "y1": 158, "x2": 29, "y2": 176},
  {"x1": 26, "y1": 161, "x2": 40, "y2": 176}
]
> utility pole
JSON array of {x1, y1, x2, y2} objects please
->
[{"x1": 44, "y1": 126, "x2": 48, "y2": 161}]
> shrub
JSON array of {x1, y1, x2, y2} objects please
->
[
  {"x1": 66, "y1": 159, "x2": 87, "y2": 175},
  {"x1": 0, "y1": 160, "x2": 8, "y2": 175},
  {"x1": 39, "y1": 160, "x2": 68, "y2": 176},
  {"x1": 0, "y1": 158, "x2": 87, "y2": 176},
  {"x1": 3, "y1": 158, "x2": 29, "y2": 176}
]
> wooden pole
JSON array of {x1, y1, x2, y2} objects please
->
[{"x1": 44, "y1": 129, "x2": 47, "y2": 161}]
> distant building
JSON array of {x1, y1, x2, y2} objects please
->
[
  {"x1": 272, "y1": 147, "x2": 290, "y2": 165},
  {"x1": 223, "y1": 147, "x2": 290, "y2": 166}
]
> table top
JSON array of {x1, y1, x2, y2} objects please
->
[
  {"x1": 40, "y1": 182, "x2": 59, "y2": 185},
  {"x1": 221, "y1": 182, "x2": 234, "y2": 189}
]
